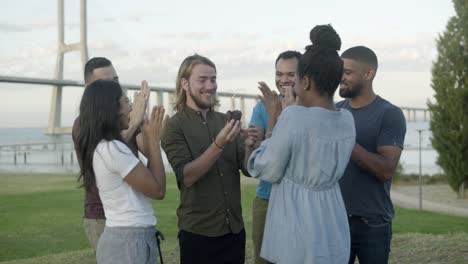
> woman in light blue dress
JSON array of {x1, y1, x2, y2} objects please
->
[{"x1": 245, "y1": 25, "x2": 356, "y2": 263}]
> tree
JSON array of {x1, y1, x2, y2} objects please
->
[{"x1": 428, "y1": 0, "x2": 468, "y2": 198}]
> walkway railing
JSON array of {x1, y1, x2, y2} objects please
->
[
  {"x1": 400, "y1": 107, "x2": 431, "y2": 122},
  {"x1": 0, "y1": 75, "x2": 258, "y2": 134},
  {"x1": 1, "y1": 75, "x2": 429, "y2": 134},
  {"x1": 0, "y1": 140, "x2": 433, "y2": 168},
  {"x1": 0, "y1": 142, "x2": 76, "y2": 166}
]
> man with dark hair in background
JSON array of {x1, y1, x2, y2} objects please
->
[
  {"x1": 337, "y1": 46, "x2": 406, "y2": 264},
  {"x1": 72, "y1": 57, "x2": 149, "y2": 249},
  {"x1": 249, "y1": 50, "x2": 301, "y2": 264}
]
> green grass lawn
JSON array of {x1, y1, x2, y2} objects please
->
[{"x1": 1, "y1": 173, "x2": 467, "y2": 263}]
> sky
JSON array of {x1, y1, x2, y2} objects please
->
[{"x1": 0, "y1": 0, "x2": 456, "y2": 128}]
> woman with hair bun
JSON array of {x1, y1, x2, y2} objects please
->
[{"x1": 245, "y1": 25, "x2": 355, "y2": 263}]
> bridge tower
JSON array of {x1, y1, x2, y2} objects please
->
[{"x1": 47, "y1": 0, "x2": 88, "y2": 134}]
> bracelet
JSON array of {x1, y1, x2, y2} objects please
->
[
  {"x1": 214, "y1": 141, "x2": 224, "y2": 150},
  {"x1": 265, "y1": 132, "x2": 272, "y2": 138}
]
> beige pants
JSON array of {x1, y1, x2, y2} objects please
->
[
  {"x1": 252, "y1": 197, "x2": 269, "y2": 264},
  {"x1": 83, "y1": 218, "x2": 106, "y2": 249}
]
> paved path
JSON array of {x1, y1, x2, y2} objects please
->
[
  {"x1": 244, "y1": 178, "x2": 468, "y2": 217},
  {"x1": 391, "y1": 186, "x2": 468, "y2": 217}
]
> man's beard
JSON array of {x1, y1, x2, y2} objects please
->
[
  {"x1": 339, "y1": 82, "x2": 364, "y2": 98},
  {"x1": 187, "y1": 85, "x2": 214, "y2": 110}
]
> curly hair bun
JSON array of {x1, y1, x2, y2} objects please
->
[{"x1": 308, "y1": 24, "x2": 341, "y2": 51}]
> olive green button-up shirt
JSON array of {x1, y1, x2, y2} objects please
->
[{"x1": 161, "y1": 106, "x2": 246, "y2": 237}]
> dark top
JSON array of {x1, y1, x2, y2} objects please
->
[
  {"x1": 72, "y1": 117, "x2": 139, "y2": 219},
  {"x1": 337, "y1": 96, "x2": 406, "y2": 221},
  {"x1": 161, "y1": 106, "x2": 246, "y2": 237}
]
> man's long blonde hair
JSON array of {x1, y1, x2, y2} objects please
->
[{"x1": 174, "y1": 54, "x2": 217, "y2": 111}]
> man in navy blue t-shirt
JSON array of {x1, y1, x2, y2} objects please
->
[{"x1": 336, "y1": 46, "x2": 406, "y2": 264}]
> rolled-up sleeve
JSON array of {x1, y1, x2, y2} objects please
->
[
  {"x1": 247, "y1": 108, "x2": 292, "y2": 183},
  {"x1": 161, "y1": 118, "x2": 193, "y2": 185}
]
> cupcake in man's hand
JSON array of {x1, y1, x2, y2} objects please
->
[{"x1": 226, "y1": 110, "x2": 242, "y2": 122}]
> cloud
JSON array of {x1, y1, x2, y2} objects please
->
[
  {"x1": 30, "y1": 19, "x2": 57, "y2": 30},
  {"x1": 155, "y1": 32, "x2": 213, "y2": 41},
  {"x1": 0, "y1": 23, "x2": 30, "y2": 32},
  {"x1": 89, "y1": 40, "x2": 124, "y2": 52},
  {"x1": 343, "y1": 33, "x2": 438, "y2": 72},
  {"x1": 3, "y1": 16, "x2": 86, "y2": 35},
  {"x1": 0, "y1": 42, "x2": 56, "y2": 78},
  {"x1": 108, "y1": 32, "x2": 284, "y2": 86},
  {"x1": 0, "y1": 18, "x2": 58, "y2": 33},
  {"x1": 1, "y1": 28, "x2": 440, "y2": 107},
  {"x1": 98, "y1": 17, "x2": 118, "y2": 24}
]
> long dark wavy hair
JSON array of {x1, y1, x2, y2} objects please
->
[{"x1": 77, "y1": 80, "x2": 124, "y2": 191}]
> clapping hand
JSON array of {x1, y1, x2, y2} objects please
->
[
  {"x1": 258, "y1": 81, "x2": 282, "y2": 119},
  {"x1": 130, "y1": 80, "x2": 150, "y2": 127},
  {"x1": 281, "y1": 85, "x2": 298, "y2": 109},
  {"x1": 142, "y1": 106, "x2": 168, "y2": 153}
]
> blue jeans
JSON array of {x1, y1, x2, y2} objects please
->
[{"x1": 348, "y1": 215, "x2": 392, "y2": 264}]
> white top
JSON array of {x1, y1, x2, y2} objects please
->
[
  {"x1": 93, "y1": 140, "x2": 156, "y2": 227},
  {"x1": 248, "y1": 106, "x2": 356, "y2": 264}
]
